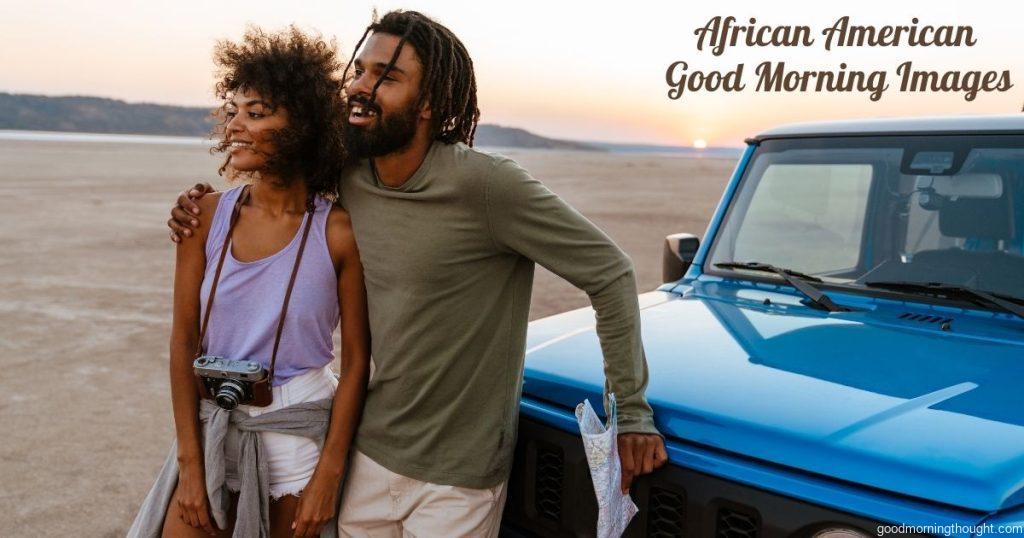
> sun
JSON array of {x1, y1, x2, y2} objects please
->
[{"x1": 693, "y1": 139, "x2": 708, "y2": 149}]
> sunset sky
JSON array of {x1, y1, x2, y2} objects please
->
[{"x1": 1, "y1": 0, "x2": 1021, "y2": 146}]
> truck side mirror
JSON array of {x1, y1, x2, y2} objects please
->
[{"x1": 662, "y1": 233, "x2": 700, "y2": 283}]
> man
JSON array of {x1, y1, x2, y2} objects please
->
[{"x1": 168, "y1": 10, "x2": 666, "y2": 536}]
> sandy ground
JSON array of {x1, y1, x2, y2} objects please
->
[{"x1": 0, "y1": 138, "x2": 734, "y2": 536}]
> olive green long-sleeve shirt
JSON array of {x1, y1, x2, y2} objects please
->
[{"x1": 340, "y1": 141, "x2": 657, "y2": 488}]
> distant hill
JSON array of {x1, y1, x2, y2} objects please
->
[
  {"x1": 472, "y1": 124, "x2": 599, "y2": 151},
  {"x1": 0, "y1": 93, "x2": 213, "y2": 136},
  {"x1": 0, "y1": 92, "x2": 600, "y2": 151}
]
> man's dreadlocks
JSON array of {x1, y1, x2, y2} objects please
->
[{"x1": 342, "y1": 10, "x2": 480, "y2": 146}]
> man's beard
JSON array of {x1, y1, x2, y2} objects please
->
[{"x1": 344, "y1": 100, "x2": 419, "y2": 158}]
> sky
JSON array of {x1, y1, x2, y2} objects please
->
[{"x1": 1, "y1": 0, "x2": 1022, "y2": 146}]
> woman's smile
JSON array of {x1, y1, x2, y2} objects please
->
[{"x1": 228, "y1": 140, "x2": 254, "y2": 153}]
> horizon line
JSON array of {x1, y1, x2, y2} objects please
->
[
  {"x1": 0, "y1": 128, "x2": 746, "y2": 153},
  {"x1": 0, "y1": 90, "x2": 745, "y2": 150}
]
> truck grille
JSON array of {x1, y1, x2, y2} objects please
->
[
  {"x1": 535, "y1": 445, "x2": 564, "y2": 523},
  {"x1": 647, "y1": 486, "x2": 686, "y2": 537},
  {"x1": 716, "y1": 506, "x2": 760, "y2": 538},
  {"x1": 502, "y1": 416, "x2": 892, "y2": 538}
]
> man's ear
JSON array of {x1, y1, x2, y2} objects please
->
[{"x1": 419, "y1": 99, "x2": 432, "y2": 121}]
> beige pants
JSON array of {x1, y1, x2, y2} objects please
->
[{"x1": 337, "y1": 451, "x2": 507, "y2": 538}]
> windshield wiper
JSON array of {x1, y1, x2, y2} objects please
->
[
  {"x1": 864, "y1": 281, "x2": 1024, "y2": 321},
  {"x1": 715, "y1": 261, "x2": 849, "y2": 312}
]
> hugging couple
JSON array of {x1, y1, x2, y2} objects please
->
[{"x1": 130, "y1": 9, "x2": 665, "y2": 538}]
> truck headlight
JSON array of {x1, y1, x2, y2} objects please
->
[{"x1": 813, "y1": 528, "x2": 870, "y2": 538}]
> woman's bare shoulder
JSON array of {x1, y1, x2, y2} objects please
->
[
  {"x1": 196, "y1": 190, "x2": 224, "y2": 225},
  {"x1": 326, "y1": 203, "x2": 352, "y2": 224},
  {"x1": 325, "y1": 205, "x2": 357, "y2": 261},
  {"x1": 188, "y1": 190, "x2": 223, "y2": 246},
  {"x1": 326, "y1": 205, "x2": 354, "y2": 240}
]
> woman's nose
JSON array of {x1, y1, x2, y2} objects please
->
[{"x1": 226, "y1": 113, "x2": 244, "y2": 134}]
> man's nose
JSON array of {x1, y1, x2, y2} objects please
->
[{"x1": 346, "y1": 72, "x2": 373, "y2": 99}]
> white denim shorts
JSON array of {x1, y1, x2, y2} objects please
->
[{"x1": 223, "y1": 365, "x2": 337, "y2": 499}]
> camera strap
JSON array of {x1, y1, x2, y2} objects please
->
[{"x1": 195, "y1": 184, "x2": 318, "y2": 384}]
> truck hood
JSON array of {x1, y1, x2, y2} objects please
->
[{"x1": 523, "y1": 281, "x2": 1024, "y2": 512}]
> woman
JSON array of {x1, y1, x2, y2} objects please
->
[{"x1": 130, "y1": 27, "x2": 369, "y2": 538}]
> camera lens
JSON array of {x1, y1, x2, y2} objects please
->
[{"x1": 215, "y1": 379, "x2": 246, "y2": 410}]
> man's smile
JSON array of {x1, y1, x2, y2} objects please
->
[{"x1": 348, "y1": 103, "x2": 378, "y2": 127}]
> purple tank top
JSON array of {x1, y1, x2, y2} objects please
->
[{"x1": 199, "y1": 186, "x2": 338, "y2": 386}]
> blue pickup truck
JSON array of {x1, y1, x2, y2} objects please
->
[{"x1": 501, "y1": 116, "x2": 1024, "y2": 537}]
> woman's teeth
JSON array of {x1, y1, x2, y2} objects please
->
[{"x1": 229, "y1": 141, "x2": 252, "y2": 148}]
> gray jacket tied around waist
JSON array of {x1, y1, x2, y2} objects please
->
[{"x1": 128, "y1": 397, "x2": 339, "y2": 538}]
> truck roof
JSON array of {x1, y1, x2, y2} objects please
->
[{"x1": 749, "y1": 114, "x2": 1024, "y2": 143}]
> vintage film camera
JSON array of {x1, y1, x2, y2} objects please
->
[{"x1": 193, "y1": 355, "x2": 272, "y2": 410}]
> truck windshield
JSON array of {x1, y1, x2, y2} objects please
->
[{"x1": 706, "y1": 135, "x2": 1024, "y2": 302}]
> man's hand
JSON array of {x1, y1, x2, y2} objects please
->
[
  {"x1": 168, "y1": 182, "x2": 216, "y2": 243},
  {"x1": 618, "y1": 433, "x2": 668, "y2": 494}
]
